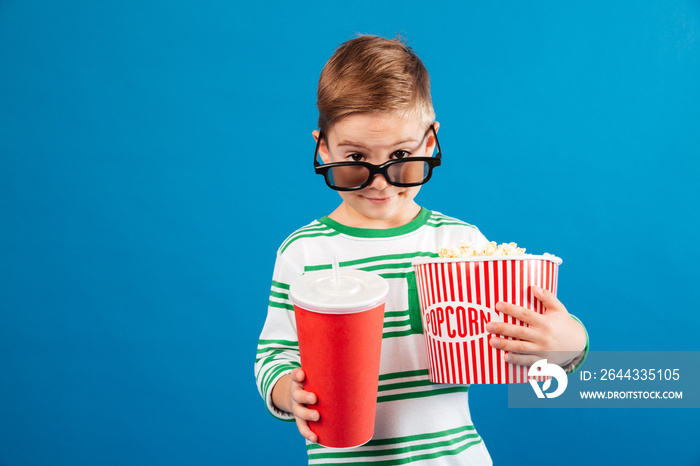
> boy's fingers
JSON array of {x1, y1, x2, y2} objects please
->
[
  {"x1": 295, "y1": 417, "x2": 318, "y2": 443},
  {"x1": 533, "y1": 286, "x2": 565, "y2": 312},
  {"x1": 486, "y1": 321, "x2": 535, "y2": 341},
  {"x1": 489, "y1": 336, "x2": 536, "y2": 354},
  {"x1": 291, "y1": 368, "x2": 305, "y2": 383},
  {"x1": 495, "y1": 302, "x2": 541, "y2": 325},
  {"x1": 292, "y1": 389, "x2": 317, "y2": 405},
  {"x1": 293, "y1": 403, "x2": 320, "y2": 422},
  {"x1": 290, "y1": 376, "x2": 319, "y2": 443}
]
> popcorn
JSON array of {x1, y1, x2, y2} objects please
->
[{"x1": 438, "y1": 240, "x2": 554, "y2": 258}]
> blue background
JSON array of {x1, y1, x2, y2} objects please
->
[{"x1": 1, "y1": 0, "x2": 698, "y2": 464}]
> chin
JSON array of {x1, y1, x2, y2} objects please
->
[{"x1": 362, "y1": 206, "x2": 405, "y2": 223}]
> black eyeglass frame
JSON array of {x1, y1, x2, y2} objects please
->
[{"x1": 313, "y1": 124, "x2": 442, "y2": 191}]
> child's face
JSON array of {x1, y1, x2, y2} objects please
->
[{"x1": 313, "y1": 113, "x2": 439, "y2": 228}]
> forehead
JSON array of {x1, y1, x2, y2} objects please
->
[{"x1": 327, "y1": 113, "x2": 425, "y2": 147}]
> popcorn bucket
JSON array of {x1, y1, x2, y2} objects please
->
[{"x1": 412, "y1": 256, "x2": 562, "y2": 384}]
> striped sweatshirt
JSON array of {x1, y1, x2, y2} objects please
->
[{"x1": 255, "y1": 208, "x2": 587, "y2": 465}]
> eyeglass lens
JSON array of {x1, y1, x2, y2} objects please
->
[{"x1": 327, "y1": 160, "x2": 430, "y2": 189}]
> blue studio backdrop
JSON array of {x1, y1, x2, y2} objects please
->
[{"x1": 1, "y1": 1, "x2": 699, "y2": 465}]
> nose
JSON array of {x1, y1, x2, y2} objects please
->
[{"x1": 367, "y1": 172, "x2": 390, "y2": 189}]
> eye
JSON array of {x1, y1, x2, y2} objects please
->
[
  {"x1": 347, "y1": 153, "x2": 364, "y2": 162},
  {"x1": 391, "y1": 150, "x2": 410, "y2": 160}
]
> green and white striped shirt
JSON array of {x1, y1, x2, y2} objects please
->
[{"x1": 256, "y1": 208, "x2": 495, "y2": 465}]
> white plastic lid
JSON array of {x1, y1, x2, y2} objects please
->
[{"x1": 289, "y1": 269, "x2": 389, "y2": 314}]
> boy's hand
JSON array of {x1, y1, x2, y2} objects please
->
[
  {"x1": 485, "y1": 286, "x2": 586, "y2": 367},
  {"x1": 286, "y1": 369, "x2": 320, "y2": 443}
]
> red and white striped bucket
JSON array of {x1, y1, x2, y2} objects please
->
[{"x1": 412, "y1": 256, "x2": 562, "y2": 384}]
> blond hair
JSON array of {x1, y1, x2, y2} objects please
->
[{"x1": 316, "y1": 35, "x2": 435, "y2": 134}]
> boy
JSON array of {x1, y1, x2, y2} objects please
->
[{"x1": 255, "y1": 35, "x2": 588, "y2": 465}]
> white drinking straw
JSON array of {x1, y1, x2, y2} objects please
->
[{"x1": 332, "y1": 255, "x2": 340, "y2": 287}]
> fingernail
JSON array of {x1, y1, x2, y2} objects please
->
[
  {"x1": 485, "y1": 322, "x2": 494, "y2": 332},
  {"x1": 496, "y1": 303, "x2": 504, "y2": 312},
  {"x1": 306, "y1": 394, "x2": 314, "y2": 403},
  {"x1": 491, "y1": 337, "x2": 500, "y2": 348}
]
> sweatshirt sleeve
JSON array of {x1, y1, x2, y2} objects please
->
[
  {"x1": 254, "y1": 251, "x2": 303, "y2": 421},
  {"x1": 561, "y1": 314, "x2": 589, "y2": 375}
]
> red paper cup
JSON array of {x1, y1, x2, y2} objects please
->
[
  {"x1": 412, "y1": 256, "x2": 562, "y2": 384},
  {"x1": 290, "y1": 268, "x2": 388, "y2": 448}
]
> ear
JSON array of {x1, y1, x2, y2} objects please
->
[
  {"x1": 425, "y1": 121, "x2": 440, "y2": 157},
  {"x1": 313, "y1": 130, "x2": 331, "y2": 164}
]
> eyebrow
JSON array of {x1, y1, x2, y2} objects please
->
[{"x1": 335, "y1": 137, "x2": 421, "y2": 149}]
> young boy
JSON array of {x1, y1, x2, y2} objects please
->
[{"x1": 255, "y1": 35, "x2": 588, "y2": 465}]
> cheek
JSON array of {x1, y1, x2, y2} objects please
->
[{"x1": 401, "y1": 186, "x2": 421, "y2": 198}]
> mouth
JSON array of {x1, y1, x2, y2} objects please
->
[{"x1": 362, "y1": 195, "x2": 394, "y2": 204}]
